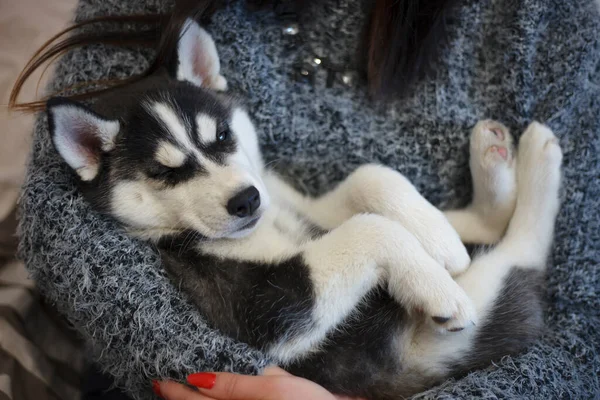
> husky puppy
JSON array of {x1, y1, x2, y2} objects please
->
[{"x1": 46, "y1": 19, "x2": 563, "y2": 399}]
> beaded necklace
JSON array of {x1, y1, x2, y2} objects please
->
[{"x1": 272, "y1": 0, "x2": 362, "y2": 88}]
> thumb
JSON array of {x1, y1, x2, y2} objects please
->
[{"x1": 186, "y1": 371, "x2": 336, "y2": 400}]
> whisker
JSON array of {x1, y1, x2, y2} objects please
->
[
  {"x1": 264, "y1": 158, "x2": 283, "y2": 169},
  {"x1": 178, "y1": 229, "x2": 196, "y2": 257}
]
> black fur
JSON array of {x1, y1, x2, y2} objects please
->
[
  {"x1": 287, "y1": 288, "x2": 418, "y2": 399},
  {"x1": 454, "y1": 267, "x2": 546, "y2": 375},
  {"x1": 158, "y1": 232, "x2": 316, "y2": 349}
]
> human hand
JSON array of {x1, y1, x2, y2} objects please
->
[{"x1": 153, "y1": 366, "x2": 362, "y2": 400}]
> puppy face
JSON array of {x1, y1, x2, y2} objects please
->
[
  {"x1": 47, "y1": 19, "x2": 268, "y2": 240},
  {"x1": 48, "y1": 86, "x2": 268, "y2": 240},
  {"x1": 109, "y1": 88, "x2": 268, "y2": 239}
]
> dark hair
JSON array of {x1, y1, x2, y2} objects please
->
[
  {"x1": 9, "y1": 0, "x2": 456, "y2": 112},
  {"x1": 367, "y1": 0, "x2": 457, "y2": 97}
]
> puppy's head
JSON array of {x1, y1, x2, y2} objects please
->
[{"x1": 47, "y1": 19, "x2": 268, "y2": 240}]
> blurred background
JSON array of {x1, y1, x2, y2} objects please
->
[{"x1": 1, "y1": 1, "x2": 84, "y2": 399}]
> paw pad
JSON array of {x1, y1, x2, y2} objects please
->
[
  {"x1": 491, "y1": 127, "x2": 505, "y2": 140},
  {"x1": 486, "y1": 145, "x2": 509, "y2": 161}
]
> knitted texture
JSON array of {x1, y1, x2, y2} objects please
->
[{"x1": 19, "y1": 0, "x2": 600, "y2": 398}]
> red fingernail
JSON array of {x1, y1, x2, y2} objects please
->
[
  {"x1": 187, "y1": 372, "x2": 217, "y2": 389},
  {"x1": 151, "y1": 380, "x2": 163, "y2": 398}
]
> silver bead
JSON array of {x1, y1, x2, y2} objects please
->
[
  {"x1": 341, "y1": 72, "x2": 354, "y2": 86},
  {"x1": 282, "y1": 23, "x2": 300, "y2": 36},
  {"x1": 294, "y1": 62, "x2": 315, "y2": 84},
  {"x1": 305, "y1": 56, "x2": 323, "y2": 68}
]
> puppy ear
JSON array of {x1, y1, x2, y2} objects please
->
[
  {"x1": 47, "y1": 97, "x2": 120, "y2": 181},
  {"x1": 175, "y1": 18, "x2": 227, "y2": 91}
]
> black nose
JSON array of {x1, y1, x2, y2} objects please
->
[{"x1": 227, "y1": 186, "x2": 261, "y2": 218}]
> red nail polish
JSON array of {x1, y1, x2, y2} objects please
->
[
  {"x1": 152, "y1": 380, "x2": 163, "y2": 398},
  {"x1": 187, "y1": 372, "x2": 217, "y2": 389}
]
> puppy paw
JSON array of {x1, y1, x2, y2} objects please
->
[
  {"x1": 515, "y1": 122, "x2": 563, "y2": 215},
  {"x1": 468, "y1": 120, "x2": 518, "y2": 231},
  {"x1": 417, "y1": 211, "x2": 471, "y2": 277},
  {"x1": 390, "y1": 258, "x2": 477, "y2": 333},
  {"x1": 471, "y1": 120, "x2": 515, "y2": 167},
  {"x1": 423, "y1": 278, "x2": 477, "y2": 333}
]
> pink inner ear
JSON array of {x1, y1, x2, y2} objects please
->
[
  {"x1": 51, "y1": 104, "x2": 119, "y2": 180},
  {"x1": 193, "y1": 41, "x2": 213, "y2": 83},
  {"x1": 73, "y1": 123, "x2": 102, "y2": 164}
]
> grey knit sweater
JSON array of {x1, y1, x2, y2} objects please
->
[{"x1": 19, "y1": 0, "x2": 600, "y2": 398}]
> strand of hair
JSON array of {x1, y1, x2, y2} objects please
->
[{"x1": 9, "y1": 14, "x2": 167, "y2": 113}]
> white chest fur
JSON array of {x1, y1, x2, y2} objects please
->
[{"x1": 198, "y1": 203, "x2": 316, "y2": 263}]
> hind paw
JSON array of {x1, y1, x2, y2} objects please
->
[
  {"x1": 516, "y1": 122, "x2": 563, "y2": 205},
  {"x1": 465, "y1": 120, "x2": 518, "y2": 232},
  {"x1": 471, "y1": 120, "x2": 515, "y2": 169}
]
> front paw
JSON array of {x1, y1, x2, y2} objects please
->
[
  {"x1": 424, "y1": 278, "x2": 477, "y2": 333},
  {"x1": 390, "y1": 260, "x2": 477, "y2": 333},
  {"x1": 417, "y1": 211, "x2": 471, "y2": 277}
]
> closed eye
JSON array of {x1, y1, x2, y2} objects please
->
[
  {"x1": 147, "y1": 164, "x2": 178, "y2": 180},
  {"x1": 146, "y1": 158, "x2": 200, "y2": 186}
]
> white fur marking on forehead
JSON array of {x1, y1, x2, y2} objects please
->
[
  {"x1": 230, "y1": 108, "x2": 263, "y2": 171},
  {"x1": 196, "y1": 114, "x2": 217, "y2": 144},
  {"x1": 151, "y1": 102, "x2": 194, "y2": 151},
  {"x1": 155, "y1": 141, "x2": 186, "y2": 168}
]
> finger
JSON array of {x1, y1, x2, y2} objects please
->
[
  {"x1": 335, "y1": 396, "x2": 367, "y2": 400},
  {"x1": 155, "y1": 380, "x2": 212, "y2": 400},
  {"x1": 262, "y1": 366, "x2": 292, "y2": 377},
  {"x1": 187, "y1": 372, "x2": 275, "y2": 400},
  {"x1": 263, "y1": 368, "x2": 364, "y2": 400},
  {"x1": 187, "y1": 372, "x2": 335, "y2": 400}
]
